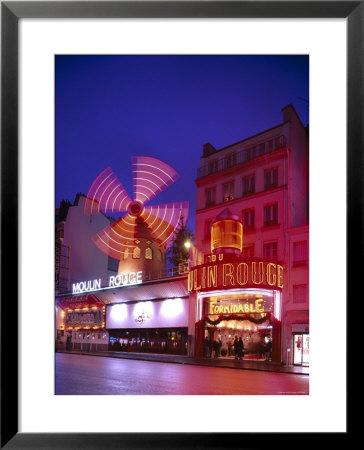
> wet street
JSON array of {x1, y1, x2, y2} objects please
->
[{"x1": 55, "y1": 353, "x2": 309, "y2": 395}]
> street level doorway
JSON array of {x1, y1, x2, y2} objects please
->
[{"x1": 293, "y1": 333, "x2": 309, "y2": 366}]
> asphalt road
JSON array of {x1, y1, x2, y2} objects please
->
[{"x1": 55, "y1": 353, "x2": 309, "y2": 395}]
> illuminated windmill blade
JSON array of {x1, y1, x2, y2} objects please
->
[
  {"x1": 91, "y1": 214, "x2": 138, "y2": 260},
  {"x1": 84, "y1": 167, "x2": 132, "y2": 215},
  {"x1": 132, "y1": 156, "x2": 180, "y2": 205},
  {"x1": 140, "y1": 201, "x2": 189, "y2": 248}
]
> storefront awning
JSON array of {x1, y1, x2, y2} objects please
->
[
  {"x1": 56, "y1": 276, "x2": 189, "y2": 307},
  {"x1": 94, "y1": 276, "x2": 188, "y2": 305},
  {"x1": 56, "y1": 293, "x2": 104, "y2": 310}
]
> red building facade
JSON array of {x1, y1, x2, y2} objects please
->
[{"x1": 191, "y1": 105, "x2": 309, "y2": 365}]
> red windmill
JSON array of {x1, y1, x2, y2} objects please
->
[{"x1": 84, "y1": 156, "x2": 189, "y2": 269}]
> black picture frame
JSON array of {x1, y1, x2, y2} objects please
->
[{"x1": 1, "y1": 1, "x2": 356, "y2": 448}]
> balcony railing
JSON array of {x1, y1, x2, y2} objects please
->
[
  {"x1": 264, "y1": 220, "x2": 279, "y2": 227},
  {"x1": 197, "y1": 135, "x2": 287, "y2": 179}
]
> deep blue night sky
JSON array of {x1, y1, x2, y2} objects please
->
[{"x1": 56, "y1": 55, "x2": 309, "y2": 231}]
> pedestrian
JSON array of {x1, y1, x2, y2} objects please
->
[
  {"x1": 218, "y1": 338, "x2": 222, "y2": 357},
  {"x1": 233, "y1": 336, "x2": 239, "y2": 359},
  {"x1": 204, "y1": 336, "x2": 210, "y2": 358},
  {"x1": 208, "y1": 338, "x2": 213, "y2": 358},
  {"x1": 212, "y1": 339, "x2": 219, "y2": 358},
  {"x1": 258, "y1": 340, "x2": 265, "y2": 359},
  {"x1": 237, "y1": 337, "x2": 244, "y2": 360},
  {"x1": 265, "y1": 338, "x2": 272, "y2": 361}
]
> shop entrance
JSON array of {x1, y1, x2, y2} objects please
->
[
  {"x1": 293, "y1": 333, "x2": 309, "y2": 366},
  {"x1": 204, "y1": 320, "x2": 273, "y2": 360}
]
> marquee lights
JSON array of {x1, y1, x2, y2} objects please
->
[{"x1": 196, "y1": 289, "x2": 280, "y2": 321}]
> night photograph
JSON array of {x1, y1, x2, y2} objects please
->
[{"x1": 55, "y1": 54, "x2": 309, "y2": 395}]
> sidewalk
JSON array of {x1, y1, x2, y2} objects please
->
[{"x1": 57, "y1": 349, "x2": 309, "y2": 375}]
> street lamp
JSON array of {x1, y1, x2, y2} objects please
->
[{"x1": 183, "y1": 240, "x2": 197, "y2": 270}]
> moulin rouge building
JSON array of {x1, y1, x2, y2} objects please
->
[
  {"x1": 55, "y1": 157, "x2": 192, "y2": 355},
  {"x1": 191, "y1": 104, "x2": 309, "y2": 365},
  {"x1": 55, "y1": 105, "x2": 309, "y2": 366}
]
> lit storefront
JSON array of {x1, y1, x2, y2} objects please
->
[
  {"x1": 190, "y1": 256, "x2": 282, "y2": 361},
  {"x1": 106, "y1": 296, "x2": 189, "y2": 355},
  {"x1": 189, "y1": 208, "x2": 283, "y2": 362},
  {"x1": 94, "y1": 275, "x2": 190, "y2": 355},
  {"x1": 56, "y1": 294, "x2": 108, "y2": 352},
  {"x1": 292, "y1": 323, "x2": 310, "y2": 366},
  {"x1": 56, "y1": 270, "x2": 191, "y2": 355},
  {"x1": 199, "y1": 289, "x2": 280, "y2": 357}
]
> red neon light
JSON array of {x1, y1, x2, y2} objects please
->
[
  {"x1": 84, "y1": 158, "x2": 188, "y2": 259},
  {"x1": 84, "y1": 167, "x2": 132, "y2": 215},
  {"x1": 132, "y1": 156, "x2": 180, "y2": 204}
]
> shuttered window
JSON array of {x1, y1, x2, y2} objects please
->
[{"x1": 293, "y1": 241, "x2": 307, "y2": 265}]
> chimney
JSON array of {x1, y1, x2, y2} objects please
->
[{"x1": 203, "y1": 142, "x2": 216, "y2": 157}]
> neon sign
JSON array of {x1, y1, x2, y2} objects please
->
[
  {"x1": 72, "y1": 271, "x2": 143, "y2": 294},
  {"x1": 65, "y1": 310, "x2": 102, "y2": 326},
  {"x1": 188, "y1": 260, "x2": 283, "y2": 293},
  {"x1": 109, "y1": 271, "x2": 143, "y2": 287},
  {"x1": 208, "y1": 299, "x2": 264, "y2": 315},
  {"x1": 72, "y1": 279, "x2": 101, "y2": 294}
]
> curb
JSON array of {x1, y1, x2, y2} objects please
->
[{"x1": 56, "y1": 350, "x2": 309, "y2": 376}]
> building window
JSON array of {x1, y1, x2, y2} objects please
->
[
  {"x1": 222, "y1": 182, "x2": 234, "y2": 202},
  {"x1": 56, "y1": 243, "x2": 70, "y2": 292},
  {"x1": 108, "y1": 256, "x2": 119, "y2": 272},
  {"x1": 208, "y1": 159, "x2": 218, "y2": 175},
  {"x1": 225, "y1": 152, "x2": 236, "y2": 169},
  {"x1": 264, "y1": 167, "x2": 278, "y2": 189},
  {"x1": 133, "y1": 246, "x2": 141, "y2": 259},
  {"x1": 246, "y1": 146, "x2": 256, "y2": 161},
  {"x1": 243, "y1": 175, "x2": 255, "y2": 196},
  {"x1": 263, "y1": 242, "x2": 278, "y2": 259},
  {"x1": 206, "y1": 187, "x2": 216, "y2": 207},
  {"x1": 264, "y1": 204, "x2": 278, "y2": 227},
  {"x1": 123, "y1": 248, "x2": 129, "y2": 260},
  {"x1": 242, "y1": 209, "x2": 255, "y2": 230},
  {"x1": 157, "y1": 250, "x2": 163, "y2": 262},
  {"x1": 204, "y1": 220, "x2": 212, "y2": 239},
  {"x1": 258, "y1": 142, "x2": 265, "y2": 156},
  {"x1": 145, "y1": 247, "x2": 153, "y2": 260},
  {"x1": 293, "y1": 284, "x2": 307, "y2": 304},
  {"x1": 293, "y1": 241, "x2": 307, "y2": 265},
  {"x1": 275, "y1": 136, "x2": 283, "y2": 149},
  {"x1": 242, "y1": 244, "x2": 254, "y2": 258}
]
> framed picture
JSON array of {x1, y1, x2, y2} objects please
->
[{"x1": 1, "y1": 1, "x2": 356, "y2": 447}]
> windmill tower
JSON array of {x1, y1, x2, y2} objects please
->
[{"x1": 84, "y1": 156, "x2": 189, "y2": 277}]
